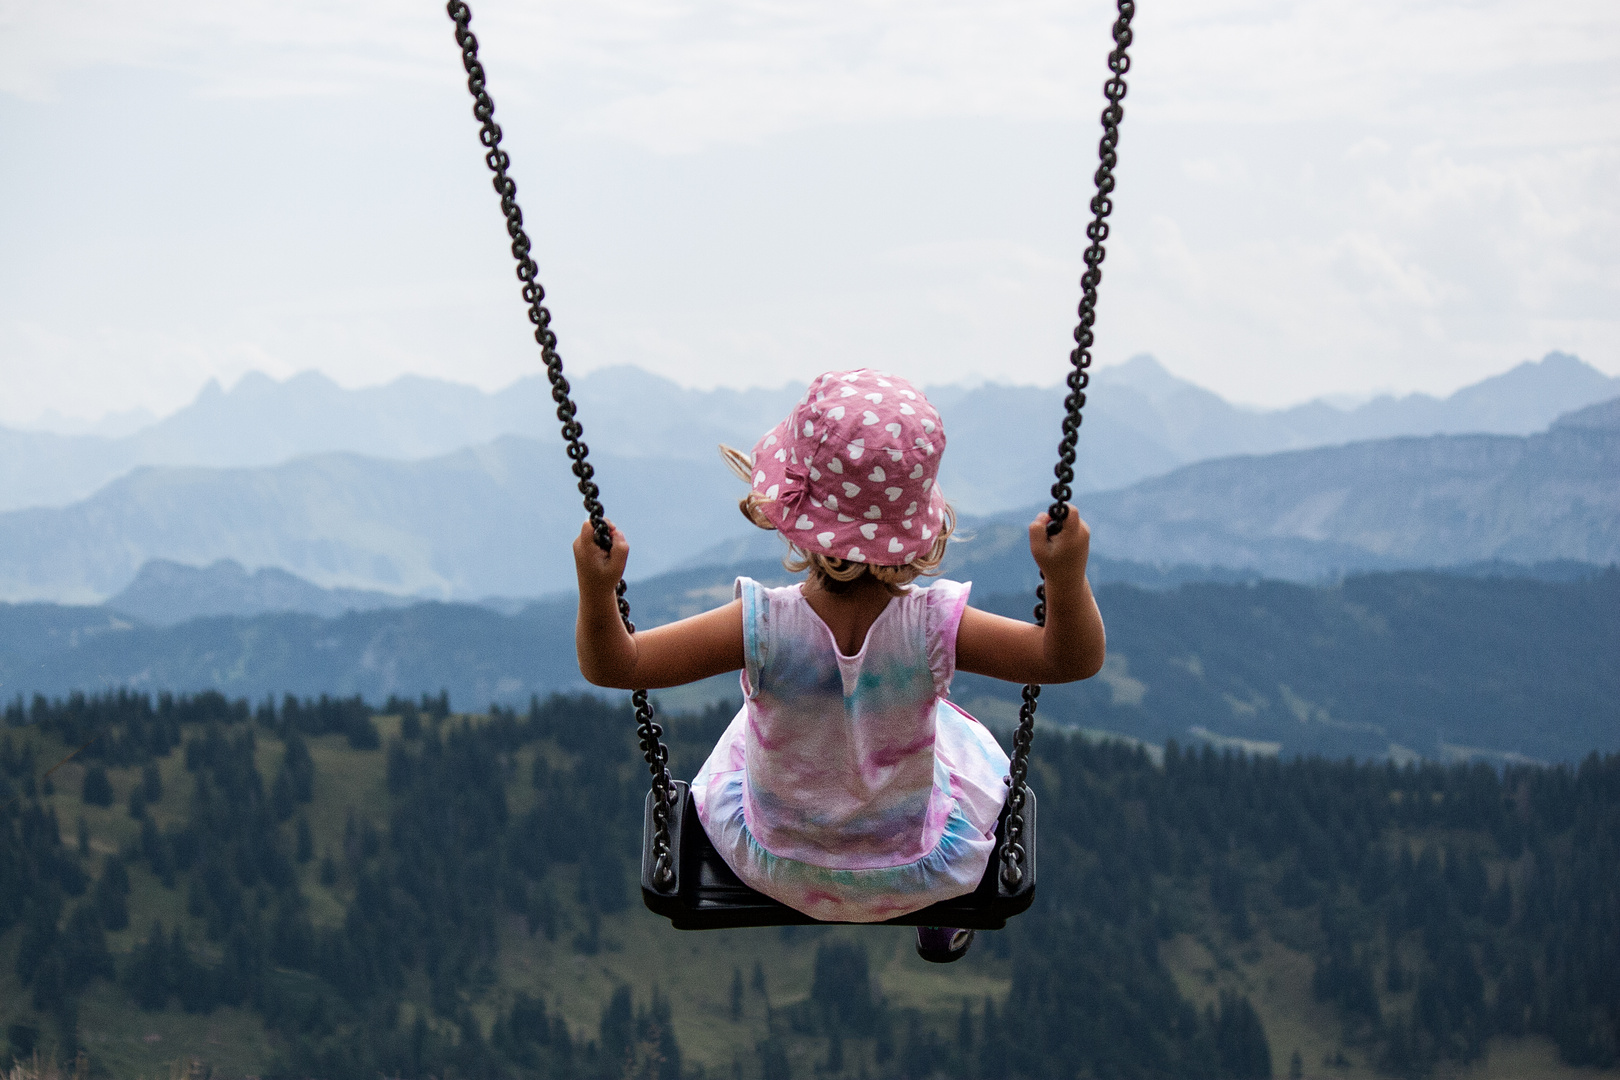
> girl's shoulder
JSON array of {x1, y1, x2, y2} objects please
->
[
  {"x1": 732, "y1": 575, "x2": 971, "y2": 603},
  {"x1": 734, "y1": 576, "x2": 969, "y2": 603},
  {"x1": 913, "y1": 577, "x2": 970, "y2": 609},
  {"x1": 734, "y1": 576, "x2": 803, "y2": 603}
]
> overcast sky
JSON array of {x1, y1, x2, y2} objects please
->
[{"x1": 2, "y1": 0, "x2": 1616, "y2": 428}]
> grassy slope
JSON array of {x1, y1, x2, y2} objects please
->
[{"x1": 1, "y1": 719, "x2": 1603, "y2": 1079}]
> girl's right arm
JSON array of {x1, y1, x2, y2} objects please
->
[
  {"x1": 573, "y1": 520, "x2": 745, "y2": 689},
  {"x1": 954, "y1": 506, "x2": 1106, "y2": 684}
]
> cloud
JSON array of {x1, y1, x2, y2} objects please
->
[
  {"x1": 1107, "y1": 137, "x2": 1620, "y2": 405},
  {"x1": 0, "y1": 0, "x2": 1615, "y2": 421},
  {"x1": 11, "y1": 0, "x2": 1616, "y2": 149}
]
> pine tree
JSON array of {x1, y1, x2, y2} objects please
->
[
  {"x1": 140, "y1": 760, "x2": 163, "y2": 803},
  {"x1": 92, "y1": 854, "x2": 130, "y2": 932},
  {"x1": 295, "y1": 816, "x2": 314, "y2": 864},
  {"x1": 126, "y1": 921, "x2": 170, "y2": 1010},
  {"x1": 81, "y1": 765, "x2": 113, "y2": 807},
  {"x1": 1213, "y1": 991, "x2": 1272, "y2": 1079},
  {"x1": 58, "y1": 902, "x2": 114, "y2": 992}
]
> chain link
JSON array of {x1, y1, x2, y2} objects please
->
[
  {"x1": 1000, "y1": 0, "x2": 1134, "y2": 892},
  {"x1": 447, "y1": 0, "x2": 675, "y2": 889}
]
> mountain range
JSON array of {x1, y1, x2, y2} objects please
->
[
  {"x1": 3, "y1": 351, "x2": 1614, "y2": 514},
  {"x1": 1, "y1": 393, "x2": 1615, "y2": 604},
  {"x1": 104, "y1": 558, "x2": 421, "y2": 625},
  {"x1": 0, "y1": 440, "x2": 750, "y2": 604},
  {"x1": 1068, "y1": 395, "x2": 1620, "y2": 579}
]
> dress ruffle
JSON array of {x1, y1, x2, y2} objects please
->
[{"x1": 692, "y1": 697, "x2": 1009, "y2": 923}]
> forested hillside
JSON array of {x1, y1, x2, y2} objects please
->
[
  {"x1": 3, "y1": 693, "x2": 1615, "y2": 1078},
  {"x1": 5, "y1": 568, "x2": 1614, "y2": 764},
  {"x1": 961, "y1": 568, "x2": 1620, "y2": 765}
]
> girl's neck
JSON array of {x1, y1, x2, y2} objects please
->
[{"x1": 801, "y1": 573, "x2": 896, "y2": 658}]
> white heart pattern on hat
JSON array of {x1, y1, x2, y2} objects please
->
[{"x1": 745, "y1": 367, "x2": 947, "y2": 566}]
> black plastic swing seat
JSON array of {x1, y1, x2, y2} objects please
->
[{"x1": 641, "y1": 780, "x2": 1035, "y2": 931}]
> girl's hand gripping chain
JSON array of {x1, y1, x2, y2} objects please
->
[
  {"x1": 573, "y1": 519, "x2": 744, "y2": 690},
  {"x1": 955, "y1": 504, "x2": 1106, "y2": 685},
  {"x1": 572, "y1": 518, "x2": 630, "y2": 595},
  {"x1": 1029, "y1": 506, "x2": 1091, "y2": 586}
]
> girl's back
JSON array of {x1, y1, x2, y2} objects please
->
[
  {"x1": 726, "y1": 576, "x2": 973, "y2": 868},
  {"x1": 693, "y1": 575, "x2": 1010, "y2": 922}
]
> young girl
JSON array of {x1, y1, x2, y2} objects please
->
[{"x1": 574, "y1": 368, "x2": 1105, "y2": 961}]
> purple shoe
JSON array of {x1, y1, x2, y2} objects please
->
[{"x1": 916, "y1": 926, "x2": 975, "y2": 963}]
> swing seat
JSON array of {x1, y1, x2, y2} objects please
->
[{"x1": 640, "y1": 780, "x2": 1036, "y2": 930}]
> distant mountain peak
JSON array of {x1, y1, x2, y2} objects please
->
[
  {"x1": 1104, "y1": 352, "x2": 1174, "y2": 383},
  {"x1": 1525, "y1": 350, "x2": 1584, "y2": 374},
  {"x1": 1449, "y1": 350, "x2": 1612, "y2": 400},
  {"x1": 105, "y1": 557, "x2": 416, "y2": 626},
  {"x1": 229, "y1": 370, "x2": 283, "y2": 395},
  {"x1": 1099, "y1": 353, "x2": 1222, "y2": 404},
  {"x1": 1553, "y1": 394, "x2": 1620, "y2": 431}
]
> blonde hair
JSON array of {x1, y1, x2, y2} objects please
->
[{"x1": 720, "y1": 445, "x2": 954, "y2": 596}]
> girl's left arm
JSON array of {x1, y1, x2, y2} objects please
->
[
  {"x1": 573, "y1": 520, "x2": 745, "y2": 689},
  {"x1": 954, "y1": 507, "x2": 1106, "y2": 684}
]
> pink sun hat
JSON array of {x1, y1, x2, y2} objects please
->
[{"x1": 749, "y1": 369, "x2": 947, "y2": 565}]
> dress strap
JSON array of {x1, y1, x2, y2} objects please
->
[
  {"x1": 924, "y1": 579, "x2": 973, "y2": 695},
  {"x1": 734, "y1": 577, "x2": 769, "y2": 698}
]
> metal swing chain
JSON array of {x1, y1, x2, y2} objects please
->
[
  {"x1": 446, "y1": 0, "x2": 676, "y2": 889},
  {"x1": 999, "y1": 0, "x2": 1134, "y2": 892}
]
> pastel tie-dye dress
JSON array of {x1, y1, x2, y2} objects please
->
[{"x1": 690, "y1": 577, "x2": 1011, "y2": 922}]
